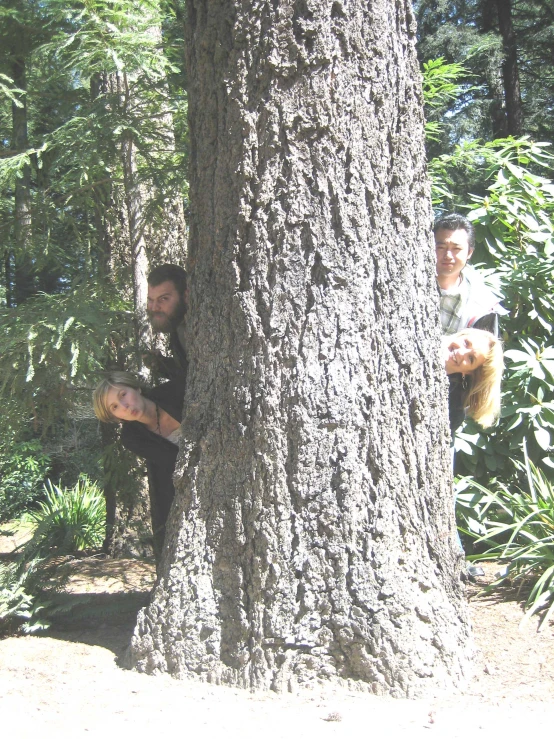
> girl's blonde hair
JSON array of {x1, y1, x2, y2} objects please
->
[
  {"x1": 92, "y1": 371, "x2": 143, "y2": 423},
  {"x1": 459, "y1": 329, "x2": 504, "y2": 428}
]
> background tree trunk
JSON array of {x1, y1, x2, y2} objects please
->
[
  {"x1": 92, "y1": 61, "x2": 186, "y2": 557},
  {"x1": 481, "y1": 0, "x2": 509, "y2": 139},
  {"x1": 128, "y1": 0, "x2": 471, "y2": 697},
  {"x1": 11, "y1": 53, "x2": 35, "y2": 304},
  {"x1": 495, "y1": 0, "x2": 523, "y2": 136}
]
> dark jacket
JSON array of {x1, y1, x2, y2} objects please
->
[
  {"x1": 155, "y1": 330, "x2": 188, "y2": 381},
  {"x1": 120, "y1": 380, "x2": 185, "y2": 556},
  {"x1": 169, "y1": 330, "x2": 188, "y2": 376},
  {"x1": 448, "y1": 373, "x2": 466, "y2": 434}
]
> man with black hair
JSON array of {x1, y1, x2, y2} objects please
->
[
  {"x1": 434, "y1": 213, "x2": 505, "y2": 335},
  {"x1": 146, "y1": 263, "x2": 188, "y2": 380}
]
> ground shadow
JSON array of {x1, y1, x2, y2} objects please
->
[
  {"x1": 42, "y1": 590, "x2": 151, "y2": 659},
  {"x1": 0, "y1": 551, "x2": 18, "y2": 562},
  {"x1": 468, "y1": 578, "x2": 534, "y2": 619}
]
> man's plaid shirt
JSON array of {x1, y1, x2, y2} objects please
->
[
  {"x1": 439, "y1": 266, "x2": 504, "y2": 334},
  {"x1": 439, "y1": 277, "x2": 469, "y2": 334}
]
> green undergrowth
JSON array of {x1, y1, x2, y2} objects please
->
[
  {"x1": 1, "y1": 477, "x2": 106, "y2": 634},
  {"x1": 457, "y1": 449, "x2": 554, "y2": 630}
]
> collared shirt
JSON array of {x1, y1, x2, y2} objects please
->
[
  {"x1": 440, "y1": 277, "x2": 469, "y2": 334},
  {"x1": 439, "y1": 265, "x2": 506, "y2": 335}
]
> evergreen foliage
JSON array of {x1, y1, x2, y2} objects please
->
[
  {"x1": 416, "y1": 0, "x2": 554, "y2": 145},
  {"x1": 0, "y1": 0, "x2": 188, "y2": 528},
  {"x1": 0, "y1": 439, "x2": 50, "y2": 522},
  {"x1": 0, "y1": 286, "x2": 133, "y2": 436},
  {"x1": 0, "y1": 0, "x2": 188, "y2": 298},
  {"x1": 422, "y1": 57, "x2": 469, "y2": 143}
]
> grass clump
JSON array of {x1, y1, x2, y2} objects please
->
[
  {"x1": 459, "y1": 452, "x2": 554, "y2": 630},
  {"x1": 1, "y1": 477, "x2": 105, "y2": 634},
  {"x1": 25, "y1": 477, "x2": 106, "y2": 554}
]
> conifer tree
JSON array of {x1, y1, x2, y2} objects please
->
[{"x1": 128, "y1": 0, "x2": 471, "y2": 696}]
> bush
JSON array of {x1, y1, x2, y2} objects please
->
[
  {"x1": 25, "y1": 477, "x2": 106, "y2": 554},
  {"x1": 0, "y1": 439, "x2": 51, "y2": 522},
  {"x1": 0, "y1": 551, "x2": 69, "y2": 634},
  {"x1": 458, "y1": 452, "x2": 554, "y2": 630},
  {"x1": 435, "y1": 138, "x2": 554, "y2": 487},
  {"x1": 1, "y1": 477, "x2": 106, "y2": 634}
]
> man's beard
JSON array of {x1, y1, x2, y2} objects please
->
[{"x1": 148, "y1": 301, "x2": 186, "y2": 333}]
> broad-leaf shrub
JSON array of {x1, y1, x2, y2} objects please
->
[
  {"x1": 442, "y1": 139, "x2": 554, "y2": 485},
  {"x1": 425, "y1": 65, "x2": 554, "y2": 621}
]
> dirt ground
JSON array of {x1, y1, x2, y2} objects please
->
[{"x1": 1, "y1": 528, "x2": 553, "y2": 738}]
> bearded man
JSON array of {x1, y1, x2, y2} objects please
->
[{"x1": 146, "y1": 264, "x2": 188, "y2": 380}]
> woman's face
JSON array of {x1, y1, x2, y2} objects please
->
[
  {"x1": 443, "y1": 332, "x2": 490, "y2": 375},
  {"x1": 105, "y1": 384, "x2": 146, "y2": 422}
]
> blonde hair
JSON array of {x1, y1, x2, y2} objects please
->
[
  {"x1": 458, "y1": 329, "x2": 504, "y2": 428},
  {"x1": 92, "y1": 371, "x2": 143, "y2": 423}
]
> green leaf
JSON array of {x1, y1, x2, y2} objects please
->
[
  {"x1": 504, "y1": 349, "x2": 535, "y2": 364},
  {"x1": 535, "y1": 427, "x2": 552, "y2": 451}
]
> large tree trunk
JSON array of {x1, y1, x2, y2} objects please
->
[{"x1": 128, "y1": 0, "x2": 471, "y2": 697}]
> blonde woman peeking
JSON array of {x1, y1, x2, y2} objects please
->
[
  {"x1": 93, "y1": 372, "x2": 184, "y2": 560},
  {"x1": 443, "y1": 328, "x2": 504, "y2": 433}
]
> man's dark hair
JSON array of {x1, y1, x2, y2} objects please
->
[
  {"x1": 433, "y1": 213, "x2": 475, "y2": 251},
  {"x1": 147, "y1": 264, "x2": 187, "y2": 295}
]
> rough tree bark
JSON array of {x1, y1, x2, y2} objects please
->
[{"x1": 128, "y1": 0, "x2": 472, "y2": 697}]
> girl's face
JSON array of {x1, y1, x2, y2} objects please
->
[
  {"x1": 105, "y1": 384, "x2": 146, "y2": 422},
  {"x1": 443, "y1": 332, "x2": 489, "y2": 375}
]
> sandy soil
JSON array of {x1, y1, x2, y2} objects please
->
[{"x1": 1, "y1": 530, "x2": 553, "y2": 739}]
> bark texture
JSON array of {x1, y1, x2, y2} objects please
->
[{"x1": 128, "y1": 0, "x2": 472, "y2": 697}]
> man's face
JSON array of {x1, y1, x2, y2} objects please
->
[
  {"x1": 147, "y1": 280, "x2": 186, "y2": 333},
  {"x1": 435, "y1": 228, "x2": 473, "y2": 281}
]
